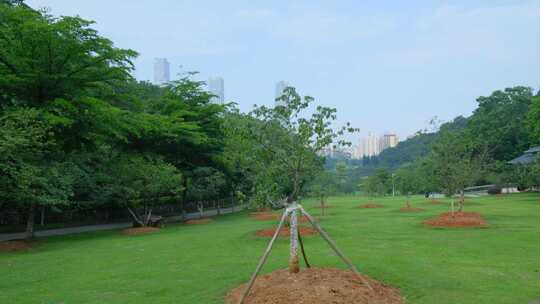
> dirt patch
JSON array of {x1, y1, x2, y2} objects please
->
[
  {"x1": 255, "y1": 226, "x2": 317, "y2": 237},
  {"x1": 251, "y1": 212, "x2": 280, "y2": 221},
  {"x1": 0, "y1": 240, "x2": 33, "y2": 253},
  {"x1": 184, "y1": 218, "x2": 214, "y2": 225},
  {"x1": 121, "y1": 227, "x2": 160, "y2": 235},
  {"x1": 399, "y1": 207, "x2": 425, "y2": 212},
  {"x1": 225, "y1": 267, "x2": 404, "y2": 304},
  {"x1": 358, "y1": 204, "x2": 384, "y2": 209},
  {"x1": 424, "y1": 212, "x2": 488, "y2": 228},
  {"x1": 429, "y1": 200, "x2": 443, "y2": 205}
]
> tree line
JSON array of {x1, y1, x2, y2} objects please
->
[
  {"x1": 0, "y1": 2, "x2": 354, "y2": 237},
  {"x1": 361, "y1": 86, "x2": 540, "y2": 201}
]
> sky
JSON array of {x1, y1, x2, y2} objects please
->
[{"x1": 26, "y1": 0, "x2": 540, "y2": 142}]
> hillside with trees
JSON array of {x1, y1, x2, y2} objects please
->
[{"x1": 361, "y1": 87, "x2": 540, "y2": 196}]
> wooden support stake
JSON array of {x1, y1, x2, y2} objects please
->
[
  {"x1": 238, "y1": 209, "x2": 290, "y2": 304},
  {"x1": 300, "y1": 207, "x2": 374, "y2": 293}
]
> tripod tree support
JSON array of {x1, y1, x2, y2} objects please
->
[
  {"x1": 239, "y1": 210, "x2": 289, "y2": 304},
  {"x1": 297, "y1": 228, "x2": 310, "y2": 268},
  {"x1": 238, "y1": 203, "x2": 373, "y2": 304},
  {"x1": 300, "y1": 207, "x2": 374, "y2": 293}
]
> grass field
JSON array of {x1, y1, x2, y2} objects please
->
[{"x1": 1, "y1": 193, "x2": 540, "y2": 304}]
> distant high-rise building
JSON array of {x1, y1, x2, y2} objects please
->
[
  {"x1": 208, "y1": 76, "x2": 225, "y2": 104},
  {"x1": 357, "y1": 132, "x2": 399, "y2": 159},
  {"x1": 153, "y1": 58, "x2": 170, "y2": 84},
  {"x1": 275, "y1": 81, "x2": 289, "y2": 107},
  {"x1": 359, "y1": 133, "x2": 380, "y2": 158},
  {"x1": 381, "y1": 134, "x2": 399, "y2": 150}
]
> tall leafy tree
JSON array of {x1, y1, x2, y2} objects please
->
[
  {"x1": 249, "y1": 87, "x2": 357, "y2": 203},
  {"x1": 0, "y1": 108, "x2": 74, "y2": 237},
  {"x1": 468, "y1": 87, "x2": 533, "y2": 161},
  {"x1": 0, "y1": 4, "x2": 137, "y2": 105}
]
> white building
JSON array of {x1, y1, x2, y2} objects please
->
[
  {"x1": 380, "y1": 133, "x2": 399, "y2": 150},
  {"x1": 153, "y1": 58, "x2": 170, "y2": 85},
  {"x1": 357, "y1": 132, "x2": 399, "y2": 159},
  {"x1": 208, "y1": 76, "x2": 225, "y2": 104},
  {"x1": 275, "y1": 81, "x2": 290, "y2": 107}
]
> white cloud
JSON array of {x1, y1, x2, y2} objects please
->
[{"x1": 376, "y1": 1, "x2": 540, "y2": 67}]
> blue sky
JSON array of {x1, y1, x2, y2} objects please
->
[{"x1": 26, "y1": 0, "x2": 540, "y2": 141}]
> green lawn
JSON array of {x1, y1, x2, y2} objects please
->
[{"x1": 2, "y1": 193, "x2": 540, "y2": 303}]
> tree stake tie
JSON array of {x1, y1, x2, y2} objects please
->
[{"x1": 238, "y1": 202, "x2": 374, "y2": 304}]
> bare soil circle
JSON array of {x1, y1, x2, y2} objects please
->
[
  {"x1": 0, "y1": 240, "x2": 33, "y2": 253},
  {"x1": 358, "y1": 204, "x2": 384, "y2": 209},
  {"x1": 424, "y1": 212, "x2": 487, "y2": 228},
  {"x1": 184, "y1": 218, "x2": 214, "y2": 225},
  {"x1": 121, "y1": 227, "x2": 160, "y2": 235},
  {"x1": 399, "y1": 207, "x2": 425, "y2": 212},
  {"x1": 250, "y1": 212, "x2": 280, "y2": 221},
  {"x1": 225, "y1": 267, "x2": 404, "y2": 304},
  {"x1": 255, "y1": 226, "x2": 317, "y2": 238}
]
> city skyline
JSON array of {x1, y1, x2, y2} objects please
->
[
  {"x1": 30, "y1": 0, "x2": 540, "y2": 142},
  {"x1": 356, "y1": 133, "x2": 399, "y2": 159}
]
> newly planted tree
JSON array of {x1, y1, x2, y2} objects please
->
[
  {"x1": 430, "y1": 131, "x2": 485, "y2": 213},
  {"x1": 247, "y1": 86, "x2": 357, "y2": 275}
]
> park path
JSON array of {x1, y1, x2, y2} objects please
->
[{"x1": 0, "y1": 205, "x2": 244, "y2": 242}]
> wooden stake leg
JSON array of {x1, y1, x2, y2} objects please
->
[
  {"x1": 300, "y1": 208, "x2": 374, "y2": 293},
  {"x1": 238, "y1": 210, "x2": 290, "y2": 304}
]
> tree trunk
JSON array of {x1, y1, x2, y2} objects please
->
[
  {"x1": 289, "y1": 205, "x2": 300, "y2": 274},
  {"x1": 181, "y1": 178, "x2": 188, "y2": 220},
  {"x1": 321, "y1": 198, "x2": 325, "y2": 216},
  {"x1": 198, "y1": 202, "x2": 204, "y2": 219},
  {"x1": 458, "y1": 191, "x2": 465, "y2": 212},
  {"x1": 406, "y1": 196, "x2": 411, "y2": 208},
  {"x1": 25, "y1": 203, "x2": 36, "y2": 239},
  {"x1": 144, "y1": 207, "x2": 153, "y2": 226},
  {"x1": 230, "y1": 190, "x2": 235, "y2": 212},
  {"x1": 127, "y1": 207, "x2": 144, "y2": 227},
  {"x1": 40, "y1": 207, "x2": 45, "y2": 226}
]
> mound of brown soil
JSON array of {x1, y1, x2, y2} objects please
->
[
  {"x1": 358, "y1": 204, "x2": 384, "y2": 209},
  {"x1": 400, "y1": 207, "x2": 425, "y2": 212},
  {"x1": 255, "y1": 226, "x2": 317, "y2": 238},
  {"x1": 0, "y1": 240, "x2": 33, "y2": 253},
  {"x1": 121, "y1": 227, "x2": 160, "y2": 235},
  {"x1": 184, "y1": 218, "x2": 214, "y2": 225},
  {"x1": 424, "y1": 212, "x2": 487, "y2": 228},
  {"x1": 250, "y1": 212, "x2": 280, "y2": 221},
  {"x1": 225, "y1": 267, "x2": 404, "y2": 304}
]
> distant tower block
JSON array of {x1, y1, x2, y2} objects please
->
[
  {"x1": 208, "y1": 76, "x2": 225, "y2": 104},
  {"x1": 153, "y1": 58, "x2": 170, "y2": 85}
]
